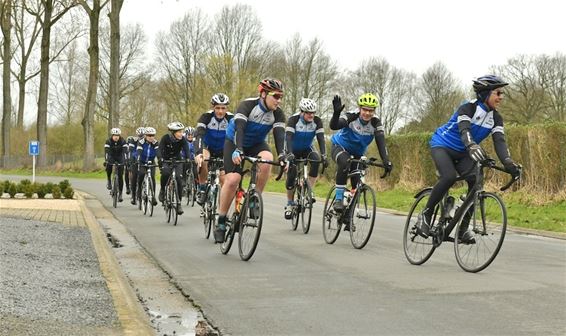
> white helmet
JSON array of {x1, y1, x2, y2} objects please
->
[
  {"x1": 136, "y1": 127, "x2": 145, "y2": 136},
  {"x1": 110, "y1": 128, "x2": 121, "y2": 135},
  {"x1": 167, "y1": 121, "x2": 185, "y2": 131},
  {"x1": 299, "y1": 98, "x2": 317, "y2": 113},
  {"x1": 211, "y1": 93, "x2": 230, "y2": 106},
  {"x1": 144, "y1": 127, "x2": 156, "y2": 135}
]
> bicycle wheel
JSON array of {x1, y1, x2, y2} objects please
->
[
  {"x1": 203, "y1": 185, "x2": 213, "y2": 239},
  {"x1": 112, "y1": 173, "x2": 118, "y2": 208},
  {"x1": 349, "y1": 185, "x2": 376, "y2": 249},
  {"x1": 185, "y1": 171, "x2": 193, "y2": 205},
  {"x1": 454, "y1": 192, "x2": 507, "y2": 273},
  {"x1": 403, "y1": 189, "x2": 436, "y2": 265},
  {"x1": 291, "y1": 184, "x2": 301, "y2": 231},
  {"x1": 301, "y1": 183, "x2": 314, "y2": 234},
  {"x1": 142, "y1": 180, "x2": 148, "y2": 215},
  {"x1": 322, "y1": 186, "x2": 342, "y2": 244},
  {"x1": 165, "y1": 183, "x2": 172, "y2": 223},
  {"x1": 148, "y1": 178, "x2": 154, "y2": 217},
  {"x1": 221, "y1": 213, "x2": 238, "y2": 255},
  {"x1": 239, "y1": 191, "x2": 263, "y2": 261},
  {"x1": 171, "y1": 181, "x2": 179, "y2": 226}
]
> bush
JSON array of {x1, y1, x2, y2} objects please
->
[
  {"x1": 59, "y1": 179, "x2": 71, "y2": 193},
  {"x1": 8, "y1": 183, "x2": 17, "y2": 198},
  {"x1": 52, "y1": 185, "x2": 62, "y2": 199},
  {"x1": 0, "y1": 182, "x2": 3, "y2": 197},
  {"x1": 3, "y1": 180, "x2": 10, "y2": 192},
  {"x1": 23, "y1": 184, "x2": 34, "y2": 198},
  {"x1": 44, "y1": 182, "x2": 54, "y2": 194},
  {"x1": 63, "y1": 186, "x2": 74, "y2": 199},
  {"x1": 36, "y1": 183, "x2": 47, "y2": 199}
]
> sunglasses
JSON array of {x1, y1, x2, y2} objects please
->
[
  {"x1": 303, "y1": 111, "x2": 315, "y2": 115},
  {"x1": 146, "y1": 134, "x2": 155, "y2": 137},
  {"x1": 267, "y1": 92, "x2": 283, "y2": 100},
  {"x1": 494, "y1": 91, "x2": 504, "y2": 97}
]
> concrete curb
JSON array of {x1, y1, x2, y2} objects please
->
[{"x1": 77, "y1": 192, "x2": 154, "y2": 336}]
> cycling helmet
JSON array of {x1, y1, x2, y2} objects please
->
[
  {"x1": 126, "y1": 136, "x2": 134, "y2": 142},
  {"x1": 135, "y1": 127, "x2": 145, "y2": 137},
  {"x1": 110, "y1": 127, "x2": 121, "y2": 135},
  {"x1": 258, "y1": 78, "x2": 284, "y2": 93},
  {"x1": 144, "y1": 127, "x2": 156, "y2": 135},
  {"x1": 167, "y1": 121, "x2": 185, "y2": 132},
  {"x1": 357, "y1": 93, "x2": 379, "y2": 108},
  {"x1": 473, "y1": 75, "x2": 509, "y2": 93},
  {"x1": 299, "y1": 98, "x2": 317, "y2": 113},
  {"x1": 184, "y1": 126, "x2": 195, "y2": 137},
  {"x1": 211, "y1": 93, "x2": 230, "y2": 106}
]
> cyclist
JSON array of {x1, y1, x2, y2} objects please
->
[
  {"x1": 182, "y1": 126, "x2": 197, "y2": 199},
  {"x1": 283, "y1": 98, "x2": 327, "y2": 220},
  {"x1": 194, "y1": 93, "x2": 234, "y2": 204},
  {"x1": 213, "y1": 78, "x2": 287, "y2": 243},
  {"x1": 104, "y1": 127, "x2": 128, "y2": 202},
  {"x1": 416, "y1": 75, "x2": 522, "y2": 243},
  {"x1": 158, "y1": 122, "x2": 191, "y2": 215},
  {"x1": 136, "y1": 127, "x2": 159, "y2": 206},
  {"x1": 129, "y1": 127, "x2": 145, "y2": 205},
  {"x1": 329, "y1": 93, "x2": 393, "y2": 217},
  {"x1": 125, "y1": 135, "x2": 134, "y2": 195}
]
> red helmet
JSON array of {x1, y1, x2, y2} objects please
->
[{"x1": 258, "y1": 78, "x2": 284, "y2": 93}]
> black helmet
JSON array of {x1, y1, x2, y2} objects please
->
[
  {"x1": 472, "y1": 75, "x2": 509, "y2": 93},
  {"x1": 258, "y1": 78, "x2": 284, "y2": 93}
]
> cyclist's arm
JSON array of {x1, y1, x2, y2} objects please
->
[
  {"x1": 273, "y1": 108, "x2": 286, "y2": 156},
  {"x1": 456, "y1": 102, "x2": 477, "y2": 148},
  {"x1": 182, "y1": 138, "x2": 191, "y2": 160},
  {"x1": 372, "y1": 117, "x2": 389, "y2": 162},
  {"x1": 315, "y1": 117, "x2": 326, "y2": 156},
  {"x1": 195, "y1": 113, "x2": 209, "y2": 155},
  {"x1": 136, "y1": 140, "x2": 143, "y2": 163},
  {"x1": 285, "y1": 115, "x2": 298, "y2": 154},
  {"x1": 104, "y1": 139, "x2": 110, "y2": 162},
  {"x1": 121, "y1": 140, "x2": 128, "y2": 162},
  {"x1": 157, "y1": 135, "x2": 167, "y2": 161},
  {"x1": 330, "y1": 111, "x2": 354, "y2": 130},
  {"x1": 233, "y1": 100, "x2": 255, "y2": 151},
  {"x1": 491, "y1": 112, "x2": 513, "y2": 163}
]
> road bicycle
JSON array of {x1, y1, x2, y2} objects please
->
[
  {"x1": 201, "y1": 157, "x2": 224, "y2": 239},
  {"x1": 162, "y1": 159, "x2": 186, "y2": 226},
  {"x1": 287, "y1": 156, "x2": 324, "y2": 234},
  {"x1": 107, "y1": 163, "x2": 124, "y2": 208},
  {"x1": 322, "y1": 156, "x2": 387, "y2": 249},
  {"x1": 220, "y1": 156, "x2": 284, "y2": 261},
  {"x1": 138, "y1": 163, "x2": 157, "y2": 216},
  {"x1": 403, "y1": 158, "x2": 520, "y2": 273},
  {"x1": 184, "y1": 160, "x2": 198, "y2": 207}
]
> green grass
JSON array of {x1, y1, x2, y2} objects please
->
[{"x1": 1, "y1": 168, "x2": 107, "y2": 179}]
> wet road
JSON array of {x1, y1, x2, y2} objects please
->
[{"x1": 8, "y1": 175, "x2": 566, "y2": 336}]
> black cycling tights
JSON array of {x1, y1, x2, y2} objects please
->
[
  {"x1": 423, "y1": 147, "x2": 476, "y2": 219},
  {"x1": 331, "y1": 144, "x2": 361, "y2": 188}
]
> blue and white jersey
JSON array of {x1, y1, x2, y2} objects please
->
[
  {"x1": 286, "y1": 113, "x2": 324, "y2": 152},
  {"x1": 430, "y1": 100, "x2": 504, "y2": 152},
  {"x1": 331, "y1": 111, "x2": 383, "y2": 156},
  {"x1": 196, "y1": 110, "x2": 234, "y2": 153},
  {"x1": 136, "y1": 138, "x2": 159, "y2": 163},
  {"x1": 225, "y1": 97, "x2": 286, "y2": 148},
  {"x1": 181, "y1": 141, "x2": 195, "y2": 160}
]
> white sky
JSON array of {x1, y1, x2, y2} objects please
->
[{"x1": 122, "y1": 0, "x2": 566, "y2": 85}]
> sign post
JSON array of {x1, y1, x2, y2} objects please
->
[{"x1": 29, "y1": 141, "x2": 39, "y2": 183}]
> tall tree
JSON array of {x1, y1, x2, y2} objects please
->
[
  {"x1": 79, "y1": 0, "x2": 107, "y2": 170},
  {"x1": 107, "y1": 0, "x2": 122, "y2": 131},
  {"x1": 1, "y1": 0, "x2": 12, "y2": 166},
  {"x1": 27, "y1": 0, "x2": 77, "y2": 166}
]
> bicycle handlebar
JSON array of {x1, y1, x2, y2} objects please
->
[
  {"x1": 348, "y1": 157, "x2": 389, "y2": 179},
  {"x1": 161, "y1": 159, "x2": 188, "y2": 164},
  {"x1": 241, "y1": 155, "x2": 286, "y2": 181},
  {"x1": 481, "y1": 159, "x2": 522, "y2": 191},
  {"x1": 290, "y1": 157, "x2": 326, "y2": 175}
]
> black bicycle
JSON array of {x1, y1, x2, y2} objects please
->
[
  {"x1": 322, "y1": 156, "x2": 387, "y2": 249},
  {"x1": 138, "y1": 163, "x2": 157, "y2": 216},
  {"x1": 287, "y1": 156, "x2": 324, "y2": 234},
  {"x1": 201, "y1": 157, "x2": 224, "y2": 239},
  {"x1": 184, "y1": 160, "x2": 198, "y2": 207},
  {"x1": 108, "y1": 163, "x2": 124, "y2": 208},
  {"x1": 403, "y1": 158, "x2": 520, "y2": 273},
  {"x1": 162, "y1": 159, "x2": 185, "y2": 226},
  {"x1": 220, "y1": 156, "x2": 285, "y2": 261}
]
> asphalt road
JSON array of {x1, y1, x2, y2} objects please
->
[{"x1": 7, "y1": 175, "x2": 566, "y2": 336}]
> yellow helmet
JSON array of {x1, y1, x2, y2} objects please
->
[{"x1": 357, "y1": 93, "x2": 379, "y2": 108}]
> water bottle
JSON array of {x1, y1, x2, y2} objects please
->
[
  {"x1": 450, "y1": 195, "x2": 465, "y2": 218},
  {"x1": 445, "y1": 196, "x2": 455, "y2": 218},
  {"x1": 343, "y1": 190, "x2": 351, "y2": 206},
  {"x1": 235, "y1": 189, "x2": 245, "y2": 212}
]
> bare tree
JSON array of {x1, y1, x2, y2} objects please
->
[
  {"x1": 26, "y1": 0, "x2": 77, "y2": 166},
  {"x1": 49, "y1": 39, "x2": 83, "y2": 124},
  {"x1": 1, "y1": 0, "x2": 13, "y2": 166},
  {"x1": 79, "y1": 0, "x2": 108, "y2": 170},
  {"x1": 155, "y1": 8, "x2": 209, "y2": 122},
  {"x1": 107, "y1": 0, "x2": 122, "y2": 130},
  {"x1": 538, "y1": 53, "x2": 566, "y2": 122}
]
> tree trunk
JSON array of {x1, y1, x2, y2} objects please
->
[
  {"x1": 17, "y1": 70, "x2": 26, "y2": 128},
  {"x1": 82, "y1": 0, "x2": 102, "y2": 171},
  {"x1": 36, "y1": 0, "x2": 54, "y2": 167},
  {"x1": 108, "y1": 0, "x2": 122, "y2": 131},
  {"x1": 1, "y1": 0, "x2": 12, "y2": 167}
]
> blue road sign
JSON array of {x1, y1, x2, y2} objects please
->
[{"x1": 29, "y1": 141, "x2": 39, "y2": 156}]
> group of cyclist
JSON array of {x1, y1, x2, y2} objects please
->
[{"x1": 104, "y1": 74, "x2": 521, "y2": 247}]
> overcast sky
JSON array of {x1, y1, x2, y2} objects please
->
[{"x1": 121, "y1": 0, "x2": 566, "y2": 85}]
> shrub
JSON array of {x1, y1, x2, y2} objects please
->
[
  {"x1": 36, "y1": 184, "x2": 47, "y2": 199},
  {"x1": 52, "y1": 185, "x2": 62, "y2": 199},
  {"x1": 59, "y1": 179, "x2": 71, "y2": 193},
  {"x1": 63, "y1": 186, "x2": 74, "y2": 199},
  {"x1": 0, "y1": 182, "x2": 3, "y2": 197},
  {"x1": 3, "y1": 180, "x2": 10, "y2": 192},
  {"x1": 8, "y1": 183, "x2": 17, "y2": 198},
  {"x1": 44, "y1": 182, "x2": 54, "y2": 194},
  {"x1": 23, "y1": 184, "x2": 34, "y2": 198}
]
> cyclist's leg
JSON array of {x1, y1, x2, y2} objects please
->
[
  {"x1": 160, "y1": 163, "x2": 172, "y2": 202},
  {"x1": 117, "y1": 163, "x2": 124, "y2": 201},
  {"x1": 331, "y1": 144, "x2": 350, "y2": 209},
  {"x1": 130, "y1": 163, "x2": 138, "y2": 204},
  {"x1": 249, "y1": 142, "x2": 273, "y2": 193},
  {"x1": 174, "y1": 163, "x2": 184, "y2": 203},
  {"x1": 306, "y1": 149, "x2": 321, "y2": 188},
  {"x1": 215, "y1": 140, "x2": 242, "y2": 242},
  {"x1": 105, "y1": 161, "x2": 113, "y2": 189},
  {"x1": 199, "y1": 148, "x2": 210, "y2": 188},
  {"x1": 136, "y1": 165, "x2": 145, "y2": 201},
  {"x1": 285, "y1": 152, "x2": 298, "y2": 202},
  {"x1": 455, "y1": 156, "x2": 477, "y2": 242}
]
